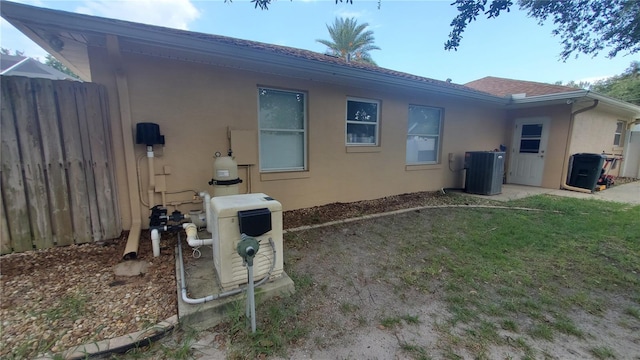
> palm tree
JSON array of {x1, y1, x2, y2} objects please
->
[{"x1": 316, "y1": 17, "x2": 381, "y2": 65}]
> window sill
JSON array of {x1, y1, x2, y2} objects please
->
[
  {"x1": 260, "y1": 171, "x2": 311, "y2": 181},
  {"x1": 346, "y1": 146, "x2": 381, "y2": 153},
  {"x1": 405, "y1": 164, "x2": 442, "y2": 171}
]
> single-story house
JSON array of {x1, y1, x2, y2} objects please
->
[
  {"x1": 2, "y1": 2, "x2": 639, "y2": 245},
  {"x1": 466, "y1": 76, "x2": 640, "y2": 181},
  {"x1": 0, "y1": 53, "x2": 79, "y2": 81}
]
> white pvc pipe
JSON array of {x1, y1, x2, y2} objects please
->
[
  {"x1": 147, "y1": 146, "x2": 156, "y2": 207},
  {"x1": 151, "y1": 228, "x2": 160, "y2": 257},
  {"x1": 182, "y1": 223, "x2": 214, "y2": 247},
  {"x1": 199, "y1": 191, "x2": 213, "y2": 233},
  {"x1": 177, "y1": 233, "x2": 276, "y2": 305}
]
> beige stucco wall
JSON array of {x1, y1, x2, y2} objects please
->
[
  {"x1": 571, "y1": 108, "x2": 635, "y2": 178},
  {"x1": 89, "y1": 47, "x2": 508, "y2": 229},
  {"x1": 506, "y1": 105, "x2": 572, "y2": 189}
]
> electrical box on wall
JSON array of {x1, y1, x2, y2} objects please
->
[{"x1": 211, "y1": 193, "x2": 284, "y2": 290}]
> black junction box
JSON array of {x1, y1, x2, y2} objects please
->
[{"x1": 238, "y1": 208, "x2": 272, "y2": 237}]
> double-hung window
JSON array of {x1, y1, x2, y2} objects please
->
[
  {"x1": 614, "y1": 121, "x2": 624, "y2": 146},
  {"x1": 258, "y1": 88, "x2": 306, "y2": 172},
  {"x1": 406, "y1": 105, "x2": 442, "y2": 164},
  {"x1": 346, "y1": 98, "x2": 379, "y2": 145}
]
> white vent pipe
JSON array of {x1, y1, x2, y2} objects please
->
[{"x1": 150, "y1": 228, "x2": 161, "y2": 257}]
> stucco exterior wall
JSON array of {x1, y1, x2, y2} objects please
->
[
  {"x1": 506, "y1": 105, "x2": 572, "y2": 189},
  {"x1": 89, "y1": 48, "x2": 507, "y2": 229},
  {"x1": 571, "y1": 109, "x2": 624, "y2": 156},
  {"x1": 571, "y1": 108, "x2": 634, "y2": 178}
]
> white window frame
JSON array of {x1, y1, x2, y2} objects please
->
[
  {"x1": 346, "y1": 97, "x2": 380, "y2": 146},
  {"x1": 258, "y1": 87, "x2": 307, "y2": 172},
  {"x1": 614, "y1": 121, "x2": 624, "y2": 147},
  {"x1": 406, "y1": 105, "x2": 442, "y2": 165}
]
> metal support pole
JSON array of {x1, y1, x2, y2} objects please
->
[{"x1": 247, "y1": 264, "x2": 256, "y2": 333}]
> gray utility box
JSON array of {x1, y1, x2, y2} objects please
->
[{"x1": 464, "y1": 151, "x2": 505, "y2": 195}]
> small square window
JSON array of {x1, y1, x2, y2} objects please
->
[
  {"x1": 346, "y1": 98, "x2": 379, "y2": 145},
  {"x1": 614, "y1": 121, "x2": 624, "y2": 146}
]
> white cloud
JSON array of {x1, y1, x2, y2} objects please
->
[{"x1": 75, "y1": 0, "x2": 200, "y2": 30}]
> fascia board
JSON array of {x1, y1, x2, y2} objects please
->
[{"x1": 510, "y1": 90, "x2": 640, "y2": 117}]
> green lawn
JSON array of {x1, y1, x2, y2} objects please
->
[{"x1": 130, "y1": 194, "x2": 640, "y2": 359}]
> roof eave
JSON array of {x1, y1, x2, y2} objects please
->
[
  {"x1": 1, "y1": 0, "x2": 505, "y2": 104},
  {"x1": 510, "y1": 90, "x2": 640, "y2": 118}
]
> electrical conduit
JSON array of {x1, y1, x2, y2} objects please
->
[
  {"x1": 147, "y1": 146, "x2": 156, "y2": 207},
  {"x1": 177, "y1": 232, "x2": 277, "y2": 305}
]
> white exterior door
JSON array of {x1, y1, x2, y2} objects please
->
[{"x1": 509, "y1": 117, "x2": 550, "y2": 186}]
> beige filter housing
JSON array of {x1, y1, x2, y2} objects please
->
[
  {"x1": 212, "y1": 155, "x2": 240, "y2": 197},
  {"x1": 211, "y1": 193, "x2": 284, "y2": 290}
]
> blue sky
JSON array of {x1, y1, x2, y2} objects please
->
[{"x1": 1, "y1": 0, "x2": 637, "y2": 85}]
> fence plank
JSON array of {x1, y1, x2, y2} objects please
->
[
  {"x1": 54, "y1": 81, "x2": 92, "y2": 244},
  {"x1": 99, "y1": 85, "x2": 122, "y2": 237},
  {"x1": 1, "y1": 77, "x2": 31, "y2": 252},
  {"x1": 74, "y1": 83, "x2": 102, "y2": 242},
  {"x1": 85, "y1": 84, "x2": 118, "y2": 239},
  {"x1": 33, "y1": 79, "x2": 74, "y2": 246},
  {"x1": 10, "y1": 77, "x2": 53, "y2": 249},
  {"x1": 0, "y1": 182, "x2": 11, "y2": 254}
]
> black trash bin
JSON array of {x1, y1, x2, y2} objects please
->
[{"x1": 567, "y1": 153, "x2": 606, "y2": 191}]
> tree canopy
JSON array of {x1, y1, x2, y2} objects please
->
[
  {"x1": 556, "y1": 62, "x2": 640, "y2": 106},
  {"x1": 446, "y1": 0, "x2": 640, "y2": 60},
  {"x1": 44, "y1": 54, "x2": 79, "y2": 79},
  {"x1": 591, "y1": 62, "x2": 640, "y2": 106},
  {"x1": 316, "y1": 17, "x2": 380, "y2": 65}
]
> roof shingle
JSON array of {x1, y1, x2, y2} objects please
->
[{"x1": 465, "y1": 76, "x2": 577, "y2": 97}]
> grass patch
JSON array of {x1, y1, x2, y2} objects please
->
[
  {"x1": 624, "y1": 306, "x2": 640, "y2": 320},
  {"x1": 158, "y1": 195, "x2": 638, "y2": 358},
  {"x1": 400, "y1": 342, "x2": 432, "y2": 360},
  {"x1": 553, "y1": 315, "x2": 584, "y2": 338},
  {"x1": 528, "y1": 323, "x2": 554, "y2": 341},
  {"x1": 590, "y1": 346, "x2": 616, "y2": 359},
  {"x1": 41, "y1": 289, "x2": 89, "y2": 322},
  {"x1": 223, "y1": 271, "x2": 311, "y2": 359},
  {"x1": 380, "y1": 316, "x2": 402, "y2": 328},
  {"x1": 500, "y1": 319, "x2": 518, "y2": 332}
]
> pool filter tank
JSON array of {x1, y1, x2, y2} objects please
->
[{"x1": 209, "y1": 152, "x2": 242, "y2": 197}]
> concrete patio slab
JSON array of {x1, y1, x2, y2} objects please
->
[
  {"x1": 175, "y1": 242, "x2": 295, "y2": 331},
  {"x1": 465, "y1": 182, "x2": 640, "y2": 205}
]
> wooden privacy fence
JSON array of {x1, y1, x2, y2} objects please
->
[{"x1": 1, "y1": 76, "x2": 121, "y2": 254}]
